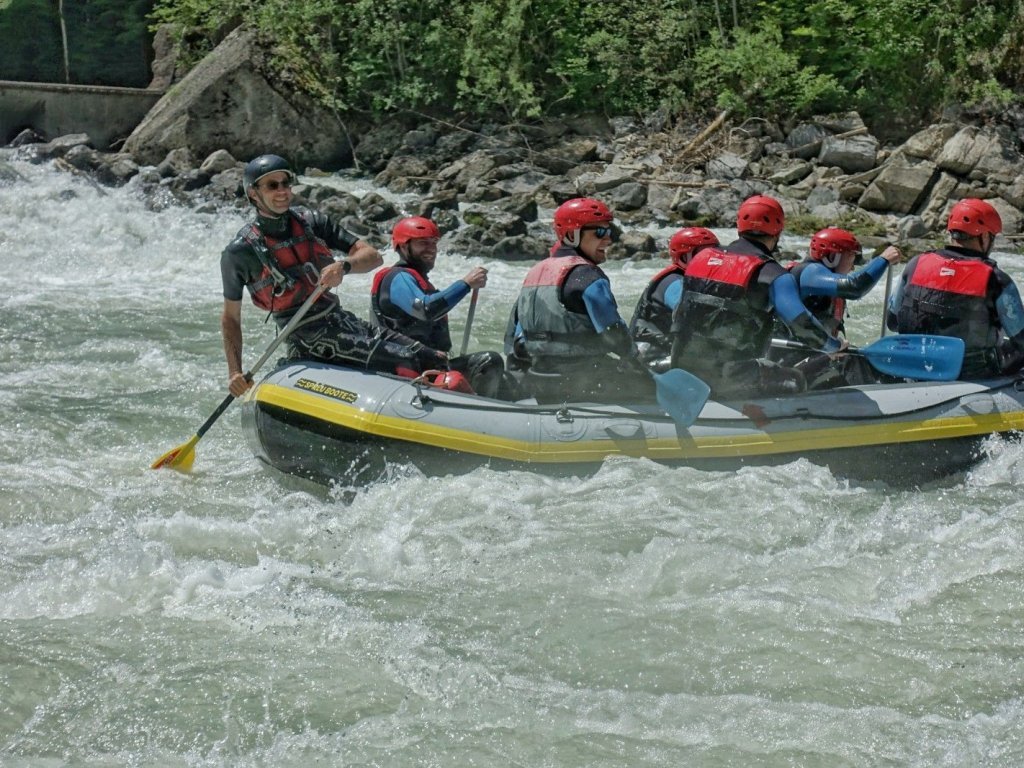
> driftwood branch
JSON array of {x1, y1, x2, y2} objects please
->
[{"x1": 680, "y1": 108, "x2": 732, "y2": 158}]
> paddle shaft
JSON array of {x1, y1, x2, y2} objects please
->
[
  {"x1": 459, "y1": 288, "x2": 479, "y2": 356},
  {"x1": 199, "y1": 283, "x2": 329, "y2": 438},
  {"x1": 880, "y1": 262, "x2": 894, "y2": 338}
]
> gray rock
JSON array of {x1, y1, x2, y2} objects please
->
[
  {"x1": 897, "y1": 215, "x2": 928, "y2": 240},
  {"x1": 355, "y1": 123, "x2": 408, "y2": 173},
  {"x1": 706, "y1": 151, "x2": 750, "y2": 180},
  {"x1": 606, "y1": 182, "x2": 648, "y2": 210},
  {"x1": 916, "y1": 172, "x2": 959, "y2": 230},
  {"x1": 124, "y1": 26, "x2": 355, "y2": 169},
  {"x1": 157, "y1": 147, "x2": 193, "y2": 178},
  {"x1": 859, "y1": 153, "x2": 937, "y2": 213},
  {"x1": 768, "y1": 160, "x2": 813, "y2": 185},
  {"x1": 902, "y1": 123, "x2": 958, "y2": 161},
  {"x1": 199, "y1": 149, "x2": 237, "y2": 175},
  {"x1": 817, "y1": 133, "x2": 878, "y2": 173},
  {"x1": 485, "y1": 234, "x2": 548, "y2": 261},
  {"x1": 785, "y1": 123, "x2": 829, "y2": 159}
]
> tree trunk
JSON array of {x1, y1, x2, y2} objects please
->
[{"x1": 58, "y1": 0, "x2": 70, "y2": 83}]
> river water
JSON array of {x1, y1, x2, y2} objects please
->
[{"x1": 2, "y1": 154, "x2": 1024, "y2": 767}]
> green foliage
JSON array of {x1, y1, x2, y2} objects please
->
[
  {"x1": 4, "y1": 0, "x2": 1021, "y2": 132},
  {"x1": 693, "y1": 23, "x2": 846, "y2": 119},
  {"x1": 0, "y1": 0, "x2": 153, "y2": 86},
  {"x1": 0, "y1": 0, "x2": 63, "y2": 81}
]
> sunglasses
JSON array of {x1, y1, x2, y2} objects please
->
[
  {"x1": 259, "y1": 178, "x2": 293, "y2": 191},
  {"x1": 584, "y1": 226, "x2": 613, "y2": 238}
]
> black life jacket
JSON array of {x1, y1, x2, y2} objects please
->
[
  {"x1": 370, "y1": 262, "x2": 452, "y2": 352},
  {"x1": 896, "y1": 248, "x2": 999, "y2": 375},
  {"x1": 629, "y1": 263, "x2": 684, "y2": 358},
  {"x1": 671, "y1": 240, "x2": 785, "y2": 366}
]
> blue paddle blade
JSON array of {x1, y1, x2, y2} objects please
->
[
  {"x1": 653, "y1": 368, "x2": 712, "y2": 427},
  {"x1": 860, "y1": 334, "x2": 965, "y2": 381}
]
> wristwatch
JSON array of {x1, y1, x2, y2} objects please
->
[{"x1": 340, "y1": 259, "x2": 352, "y2": 274}]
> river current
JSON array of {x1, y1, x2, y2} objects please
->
[{"x1": 2, "y1": 154, "x2": 1024, "y2": 766}]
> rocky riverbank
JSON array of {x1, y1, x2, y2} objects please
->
[{"x1": 5, "y1": 23, "x2": 1024, "y2": 261}]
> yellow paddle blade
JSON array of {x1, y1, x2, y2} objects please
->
[{"x1": 150, "y1": 435, "x2": 199, "y2": 472}]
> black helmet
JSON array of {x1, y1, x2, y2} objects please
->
[{"x1": 243, "y1": 154, "x2": 294, "y2": 194}]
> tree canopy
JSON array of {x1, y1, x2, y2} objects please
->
[{"x1": 2, "y1": 0, "x2": 1021, "y2": 136}]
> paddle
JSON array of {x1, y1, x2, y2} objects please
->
[
  {"x1": 651, "y1": 367, "x2": 712, "y2": 427},
  {"x1": 771, "y1": 334, "x2": 965, "y2": 381},
  {"x1": 459, "y1": 287, "x2": 479, "y2": 356},
  {"x1": 151, "y1": 283, "x2": 329, "y2": 472},
  {"x1": 880, "y1": 259, "x2": 894, "y2": 338}
]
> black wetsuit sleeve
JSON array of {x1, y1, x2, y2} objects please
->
[
  {"x1": 220, "y1": 237, "x2": 261, "y2": 301},
  {"x1": 308, "y1": 208, "x2": 360, "y2": 253}
]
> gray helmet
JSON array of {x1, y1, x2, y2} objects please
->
[{"x1": 243, "y1": 154, "x2": 294, "y2": 195}]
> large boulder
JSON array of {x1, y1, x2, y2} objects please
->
[
  {"x1": 858, "y1": 152, "x2": 938, "y2": 214},
  {"x1": 124, "y1": 26, "x2": 354, "y2": 169}
]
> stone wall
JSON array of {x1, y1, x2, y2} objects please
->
[{"x1": 0, "y1": 80, "x2": 163, "y2": 149}]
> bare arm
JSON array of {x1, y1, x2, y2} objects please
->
[
  {"x1": 316, "y1": 239, "x2": 383, "y2": 289},
  {"x1": 221, "y1": 299, "x2": 251, "y2": 396}
]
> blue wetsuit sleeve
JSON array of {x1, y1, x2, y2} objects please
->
[
  {"x1": 997, "y1": 281, "x2": 1024, "y2": 340},
  {"x1": 800, "y1": 257, "x2": 889, "y2": 300},
  {"x1": 771, "y1": 273, "x2": 841, "y2": 352},
  {"x1": 389, "y1": 272, "x2": 470, "y2": 322},
  {"x1": 663, "y1": 280, "x2": 684, "y2": 312},
  {"x1": 581, "y1": 278, "x2": 625, "y2": 333}
]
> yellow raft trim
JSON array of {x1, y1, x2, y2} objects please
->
[{"x1": 253, "y1": 383, "x2": 1024, "y2": 464}]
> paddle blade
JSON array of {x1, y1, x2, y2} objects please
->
[
  {"x1": 653, "y1": 368, "x2": 712, "y2": 427},
  {"x1": 150, "y1": 435, "x2": 199, "y2": 472},
  {"x1": 861, "y1": 334, "x2": 965, "y2": 381}
]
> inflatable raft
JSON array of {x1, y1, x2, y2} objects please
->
[{"x1": 240, "y1": 360, "x2": 1024, "y2": 486}]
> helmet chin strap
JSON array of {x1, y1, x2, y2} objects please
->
[
  {"x1": 822, "y1": 252, "x2": 841, "y2": 269},
  {"x1": 563, "y1": 230, "x2": 582, "y2": 248}
]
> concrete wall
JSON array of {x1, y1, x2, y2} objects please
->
[{"x1": 0, "y1": 80, "x2": 164, "y2": 150}]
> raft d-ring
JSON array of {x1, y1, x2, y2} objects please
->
[
  {"x1": 555, "y1": 405, "x2": 574, "y2": 423},
  {"x1": 409, "y1": 370, "x2": 444, "y2": 408},
  {"x1": 1014, "y1": 377, "x2": 1024, "y2": 392}
]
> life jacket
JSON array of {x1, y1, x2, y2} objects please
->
[
  {"x1": 671, "y1": 240, "x2": 784, "y2": 370},
  {"x1": 629, "y1": 263, "x2": 684, "y2": 357},
  {"x1": 513, "y1": 252, "x2": 608, "y2": 363},
  {"x1": 789, "y1": 259, "x2": 846, "y2": 335},
  {"x1": 371, "y1": 262, "x2": 452, "y2": 352},
  {"x1": 243, "y1": 209, "x2": 336, "y2": 314},
  {"x1": 896, "y1": 249, "x2": 999, "y2": 375}
]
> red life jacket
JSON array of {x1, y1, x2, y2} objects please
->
[
  {"x1": 244, "y1": 211, "x2": 336, "y2": 314},
  {"x1": 672, "y1": 243, "x2": 781, "y2": 368},
  {"x1": 896, "y1": 249, "x2": 999, "y2": 375}
]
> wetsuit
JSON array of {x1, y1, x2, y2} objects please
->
[
  {"x1": 372, "y1": 262, "x2": 506, "y2": 398},
  {"x1": 221, "y1": 206, "x2": 445, "y2": 374},
  {"x1": 505, "y1": 244, "x2": 654, "y2": 403},
  {"x1": 670, "y1": 236, "x2": 840, "y2": 398}
]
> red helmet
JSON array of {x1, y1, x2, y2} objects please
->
[
  {"x1": 392, "y1": 216, "x2": 440, "y2": 248},
  {"x1": 809, "y1": 228, "x2": 861, "y2": 268},
  {"x1": 553, "y1": 198, "x2": 613, "y2": 243},
  {"x1": 737, "y1": 195, "x2": 785, "y2": 236},
  {"x1": 668, "y1": 227, "x2": 719, "y2": 266},
  {"x1": 947, "y1": 198, "x2": 1002, "y2": 237}
]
